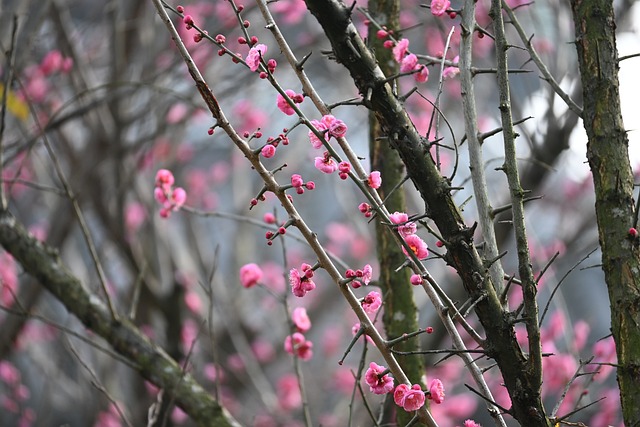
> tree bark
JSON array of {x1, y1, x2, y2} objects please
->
[
  {"x1": 367, "y1": 1, "x2": 426, "y2": 425},
  {"x1": 570, "y1": 1, "x2": 640, "y2": 425}
]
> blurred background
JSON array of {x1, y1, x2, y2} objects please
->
[{"x1": 0, "y1": 0, "x2": 638, "y2": 425}]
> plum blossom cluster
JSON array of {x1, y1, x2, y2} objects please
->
[
  {"x1": 290, "y1": 174, "x2": 315, "y2": 194},
  {"x1": 284, "y1": 332, "x2": 313, "y2": 361},
  {"x1": 308, "y1": 114, "x2": 348, "y2": 149},
  {"x1": 154, "y1": 169, "x2": 187, "y2": 218},
  {"x1": 0, "y1": 360, "x2": 34, "y2": 425},
  {"x1": 390, "y1": 212, "x2": 429, "y2": 260},
  {"x1": 394, "y1": 383, "x2": 426, "y2": 412},
  {"x1": 289, "y1": 263, "x2": 316, "y2": 297},
  {"x1": 259, "y1": 130, "x2": 291, "y2": 159},
  {"x1": 358, "y1": 202, "x2": 374, "y2": 218},
  {"x1": 380, "y1": 38, "x2": 428, "y2": 83},
  {"x1": 285, "y1": 307, "x2": 314, "y2": 360},
  {"x1": 345, "y1": 264, "x2": 373, "y2": 288},
  {"x1": 387, "y1": 379, "x2": 442, "y2": 413}
]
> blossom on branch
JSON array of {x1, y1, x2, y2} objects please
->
[
  {"x1": 315, "y1": 151, "x2": 338, "y2": 174},
  {"x1": 402, "y1": 234, "x2": 429, "y2": 260},
  {"x1": 364, "y1": 362, "x2": 394, "y2": 394},
  {"x1": 246, "y1": 43, "x2": 267, "y2": 72},
  {"x1": 362, "y1": 291, "x2": 382, "y2": 314},
  {"x1": 289, "y1": 267, "x2": 316, "y2": 297},
  {"x1": 394, "y1": 384, "x2": 426, "y2": 412},
  {"x1": 430, "y1": 0, "x2": 451, "y2": 16},
  {"x1": 368, "y1": 171, "x2": 382, "y2": 189},
  {"x1": 154, "y1": 169, "x2": 187, "y2": 218},
  {"x1": 284, "y1": 332, "x2": 313, "y2": 360}
]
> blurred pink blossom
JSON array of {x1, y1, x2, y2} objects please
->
[
  {"x1": 292, "y1": 307, "x2": 311, "y2": 332},
  {"x1": 239, "y1": 263, "x2": 262, "y2": 288}
]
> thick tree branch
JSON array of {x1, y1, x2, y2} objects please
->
[
  {"x1": 302, "y1": 0, "x2": 549, "y2": 425},
  {"x1": 0, "y1": 210, "x2": 240, "y2": 427}
]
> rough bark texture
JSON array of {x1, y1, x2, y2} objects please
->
[
  {"x1": 570, "y1": 1, "x2": 640, "y2": 425},
  {"x1": 0, "y1": 210, "x2": 240, "y2": 427},
  {"x1": 367, "y1": 0, "x2": 425, "y2": 425},
  {"x1": 302, "y1": 0, "x2": 551, "y2": 425}
]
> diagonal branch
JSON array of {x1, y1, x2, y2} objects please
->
[
  {"x1": 0, "y1": 210, "x2": 240, "y2": 427},
  {"x1": 301, "y1": 0, "x2": 549, "y2": 425}
]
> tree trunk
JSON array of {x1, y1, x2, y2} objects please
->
[
  {"x1": 367, "y1": 0, "x2": 426, "y2": 425},
  {"x1": 570, "y1": 1, "x2": 640, "y2": 425}
]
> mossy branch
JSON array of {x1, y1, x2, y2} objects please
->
[{"x1": 0, "y1": 210, "x2": 240, "y2": 427}]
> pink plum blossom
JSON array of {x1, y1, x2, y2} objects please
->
[
  {"x1": 443, "y1": 57, "x2": 460, "y2": 79},
  {"x1": 0, "y1": 361, "x2": 20, "y2": 385},
  {"x1": 463, "y1": 421, "x2": 482, "y2": 427},
  {"x1": 251, "y1": 339, "x2": 275, "y2": 363},
  {"x1": 368, "y1": 171, "x2": 382, "y2": 189},
  {"x1": 171, "y1": 187, "x2": 187, "y2": 207},
  {"x1": 402, "y1": 234, "x2": 429, "y2": 259},
  {"x1": 277, "y1": 89, "x2": 297, "y2": 115},
  {"x1": 284, "y1": 332, "x2": 313, "y2": 360},
  {"x1": 261, "y1": 144, "x2": 276, "y2": 158},
  {"x1": 322, "y1": 114, "x2": 348, "y2": 138},
  {"x1": 393, "y1": 38, "x2": 410, "y2": 62},
  {"x1": 292, "y1": 307, "x2": 311, "y2": 332},
  {"x1": 289, "y1": 268, "x2": 316, "y2": 297},
  {"x1": 184, "y1": 290, "x2": 202, "y2": 315},
  {"x1": 410, "y1": 274, "x2": 423, "y2": 286},
  {"x1": 400, "y1": 53, "x2": 418, "y2": 73},
  {"x1": 277, "y1": 374, "x2": 302, "y2": 410},
  {"x1": 361, "y1": 264, "x2": 373, "y2": 285},
  {"x1": 390, "y1": 211, "x2": 417, "y2": 237},
  {"x1": 428, "y1": 378, "x2": 445, "y2": 404},
  {"x1": 414, "y1": 65, "x2": 429, "y2": 83},
  {"x1": 308, "y1": 120, "x2": 329, "y2": 148},
  {"x1": 364, "y1": 362, "x2": 394, "y2": 394},
  {"x1": 394, "y1": 384, "x2": 426, "y2": 411},
  {"x1": 362, "y1": 291, "x2": 382, "y2": 314},
  {"x1": 246, "y1": 44, "x2": 267, "y2": 72},
  {"x1": 155, "y1": 169, "x2": 175, "y2": 192},
  {"x1": 430, "y1": 0, "x2": 451, "y2": 16},
  {"x1": 315, "y1": 152, "x2": 339, "y2": 174},
  {"x1": 40, "y1": 50, "x2": 63, "y2": 75},
  {"x1": 154, "y1": 169, "x2": 187, "y2": 218},
  {"x1": 239, "y1": 263, "x2": 262, "y2": 288}
]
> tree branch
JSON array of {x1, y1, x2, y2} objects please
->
[{"x1": 0, "y1": 210, "x2": 240, "y2": 427}]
